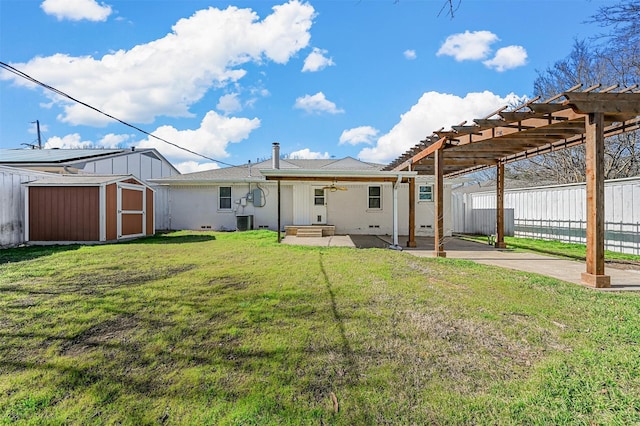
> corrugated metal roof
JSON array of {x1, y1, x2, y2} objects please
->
[{"x1": 0, "y1": 148, "x2": 127, "y2": 163}]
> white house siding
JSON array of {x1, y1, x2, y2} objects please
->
[
  {"x1": 325, "y1": 184, "x2": 392, "y2": 235},
  {"x1": 284, "y1": 182, "x2": 451, "y2": 236},
  {"x1": 0, "y1": 166, "x2": 52, "y2": 247},
  {"x1": 162, "y1": 183, "x2": 293, "y2": 232},
  {"x1": 158, "y1": 180, "x2": 453, "y2": 237},
  {"x1": 458, "y1": 177, "x2": 640, "y2": 254}
]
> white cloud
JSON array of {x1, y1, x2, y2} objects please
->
[
  {"x1": 41, "y1": 0, "x2": 112, "y2": 22},
  {"x1": 136, "y1": 110, "x2": 260, "y2": 164},
  {"x1": 436, "y1": 30, "x2": 498, "y2": 61},
  {"x1": 403, "y1": 49, "x2": 417, "y2": 60},
  {"x1": 5, "y1": 1, "x2": 315, "y2": 126},
  {"x1": 42, "y1": 132, "x2": 131, "y2": 149},
  {"x1": 339, "y1": 126, "x2": 379, "y2": 145},
  {"x1": 97, "y1": 133, "x2": 132, "y2": 148},
  {"x1": 483, "y1": 45, "x2": 528, "y2": 72},
  {"x1": 288, "y1": 148, "x2": 330, "y2": 159},
  {"x1": 358, "y1": 91, "x2": 525, "y2": 164},
  {"x1": 44, "y1": 133, "x2": 94, "y2": 149},
  {"x1": 217, "y1": 93, "x2": 242, "y2": 114},
  {"x1": 302, "y1": 47, "x2": 335, "y2": 72},
  {"x1": 294, "y1": 92, "x2": 344, "y2": 114},
  {"x1": 174, "y1": 161, "x2": 220, "y2": 174}
]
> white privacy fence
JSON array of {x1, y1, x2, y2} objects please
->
[{"x1": 452, "y1": 176, "x2": 640, "y2": 255}]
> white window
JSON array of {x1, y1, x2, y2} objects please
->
[
  {"x1": 219, "y1": 187, "x2": 232, "y2": 209},
  {"x1": 368, "y1": 186, "x2": 381, "y2": 209},
  {"x1": 419, "y1": 185, "x2": 433, "y2": 201},
  {"x1": 314, "y1": 188, "x2": 325, "y2": 206}
]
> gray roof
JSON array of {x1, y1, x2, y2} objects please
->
[{"x1": 153, "y1": 157, "x2": 385, "y2": 183}]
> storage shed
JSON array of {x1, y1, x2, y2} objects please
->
[{"x1": 24, "y1": 175, "x2": 154, "y2": 244}]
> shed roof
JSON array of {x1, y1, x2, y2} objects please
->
[{"x1": 24, "y1": 174, "x2": 147, "y2": 187}]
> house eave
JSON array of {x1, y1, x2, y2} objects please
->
[
  {"x1": 148, "y1": 177, "x2": 267, "y2": 185},
  {"x1": 261, "y1": 169, "x2": 418, "y2": 182}
]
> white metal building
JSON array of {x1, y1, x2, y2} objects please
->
[{"x1": 0, "y1": 148, "x2": 179, "y2": 182}]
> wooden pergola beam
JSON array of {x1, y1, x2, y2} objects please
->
[
  {"x1": 265, "y1": 175, "x2": 406, "y2": 183},
  {"x1": 564, "y1": 92, "x2": 640, "y2": 114}
]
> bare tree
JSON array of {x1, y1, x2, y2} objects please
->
[
  {"x1": 438, "y1": 0, "x2": 460, "y2": 18},
  {"x1": 508, "y1": 1, "x2": 640, "y2": 184}
]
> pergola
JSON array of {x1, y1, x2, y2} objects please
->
[{"x1": 386, "y1": 84, "x2": 640, "y2": 288}]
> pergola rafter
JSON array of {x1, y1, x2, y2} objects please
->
[{"x1": 386, "y1": 85, "x2": 640, "y2": 288}]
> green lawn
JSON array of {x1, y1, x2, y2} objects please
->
[
  {"x1": 461, "y1": 234, "x2": 640, "y2": 263},
  {"x1": 1, "y1": 230, "x2": 640, "y2": 424}
]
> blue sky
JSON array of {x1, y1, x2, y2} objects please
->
[{"x1": 0, "y1": 0, "x2": 609, "y2": 172}]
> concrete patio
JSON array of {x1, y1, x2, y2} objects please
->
[{"x1": 280, "y1": 234, "x2": 640, "y2": 291}]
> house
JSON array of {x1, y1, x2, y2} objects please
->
[
  {"x1": 150, "y1": 143, "x2": 455, "y2": 241},
  {"x1": 0, "y1": 147, "x2": 180, "y2": 182}
]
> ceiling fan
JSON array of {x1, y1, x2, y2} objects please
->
[{"x1": 322, "y1": 183, "x2": 348, "y2": 192}]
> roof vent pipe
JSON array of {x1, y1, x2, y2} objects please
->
[{"x1": 272, "y1": 142, "x2": 280, "y2": 169}]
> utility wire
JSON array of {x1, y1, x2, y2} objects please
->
[{"x1": 0, "y1": 61, "x2": 237, "y2": 167}]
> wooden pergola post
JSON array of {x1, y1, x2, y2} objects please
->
[
  {"x1": 434, "y1": 148, "x2": 446, "y2": 257},
  {"x1": 407, "y1": 177, "x2": 417, "y2": 247},
  {"x1": 495, "y1": 162, "x2": 507, "y2": 249},
  {"x1": 581, "y1": 112, "x2": 610, "y2": 288}
]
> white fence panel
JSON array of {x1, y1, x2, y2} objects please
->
[{"x1": 453, "y1": 177, "x2": 640, "y2": 255}]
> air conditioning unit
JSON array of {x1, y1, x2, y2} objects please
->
[{"x1": 236, "y1": 215, "x2": 254, "y2": 231}]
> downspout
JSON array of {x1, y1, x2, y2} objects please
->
[
  {"x1": 389, "y1": 174, "x2": 403, "y2": 250},
  {"x1": 273, "y1": 142, "x2": 281, "y2": 242}
]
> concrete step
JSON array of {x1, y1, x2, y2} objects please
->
[{"x1": 296, "y1": 228, "x2": 324, "y2": 238}]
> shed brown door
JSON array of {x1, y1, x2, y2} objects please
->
[{"x1": 118, "y1": 183, "x2": 146, "y2": 239}]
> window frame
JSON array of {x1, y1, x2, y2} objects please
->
[
  {"x1": 314, "y1": 188, "x2": 325, "y2": 206},
  {"x1": 368, "y1": 185, "x2": 382, "y2": 210},
  {"x1": 418, "y1": 185, "x2": 433, "y2": 202},
  {"x1": 219, "y1": 186, "x2": 232, "y2": 210}
]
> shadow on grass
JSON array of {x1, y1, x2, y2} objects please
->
[
  {"x1": 0, "y1": 245, "x2": 81, "y2": 265},
  {"x1": 125, "y1": 233, "x2": 216, "y2": 245},
  {"x1": 318, "y1": 252, "x2": 360, "y2": 386}
]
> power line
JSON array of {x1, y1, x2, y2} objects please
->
[{"x1": 0, "y1": 61, "x2": 237, "y2": 167}]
